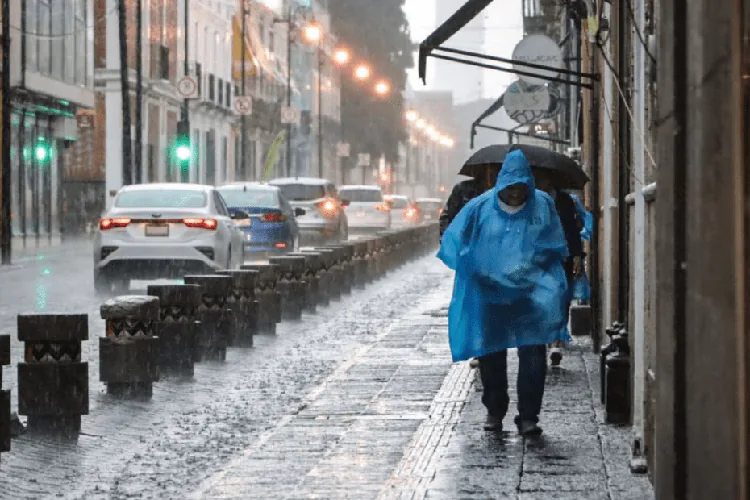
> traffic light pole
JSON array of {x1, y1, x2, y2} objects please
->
[
  {"x1": 181, "y1": 0, "x2": 190, "y2": 156},
  {"x1": 240, "y1": 2, "x2": 248, "y2": 181},
  {"x1": 134, "y1": 0, "x2": 143, "y2": 184},
  {"x1": 1, "y1": 0, "x2": 12, "y2": 264},
  {"x1": 285, "y1": 6, "x2": 293, "y2": 178},
  {"x1": 317, "y1": 36, "x2": 323, "y2": 178},
  {"x1": 118, "y1": 0, "x2": 133, "y2": 186}
]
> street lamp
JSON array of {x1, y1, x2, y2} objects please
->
[
  {"x1": 440, "y1": 136, "x2": 455, "y2": 148},
  {"x1": 374, "y1": 80, "x2": 390, "y2": 95},
  {"x1": 416, "y1": 119, "x2": 426, "y2": 129},
  {"x1": 333, "y1": 48, "x2": 350, "y2": 66},
  {"x1": 354, "y1": 64, "x2": 371, "y2": 80},
  {"x1": 405, "y1": 110, "x2": 418, "y2": 122}
]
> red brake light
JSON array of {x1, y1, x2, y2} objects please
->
[
  {"x1": 183, "y1": 218, "x2": 218, "y2": 230},
  {"x1": 375, "y1": 204, "x2": 390, "y2": 212},
  {"x1": 404, "y1": 207, "x2": 418, "y2": 219},
  {"x1": 275, "y1": 242, "x2": 288, "y2": 249},
  {"x1": 99, "y1": 217, "x2": 131, "y2": 230},
  {"x1": 262, "y1": 212, "x2": 288, "y2": 223},
  {"x1": 316, "y1": 198, "x2": 339, "y2": 216}
]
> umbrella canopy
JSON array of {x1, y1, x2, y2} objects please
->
[{"x1": 460, "y1": 144, "x2": 589, "y2": 189}]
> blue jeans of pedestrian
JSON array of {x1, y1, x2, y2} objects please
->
[{"x1": 478, "y1": 345, "x2": 548, "y2": 425}]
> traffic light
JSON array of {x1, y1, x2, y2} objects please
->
[
  {"x1": 173, "y1": 120, "x2": 192, "y2": 169},
  {"x1": 34, "y1": 137, "x2": 51, "y2": 163}
]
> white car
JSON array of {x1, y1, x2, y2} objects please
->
[
  {"x1": 93, "y1": 183, "x2": 246, "y2": 294},
  {"x1": 415, "y1": 198, "x2": 444, "y2": 222},
  {"x1": 384, "y1": 194, "x2": 421, "y2": 228},
  {"x1": 338, "y1": 185, "x2": 391, "y2": 233},
  {"x1": 268, "y1": 177, "x2": 348, "y2": 244}
]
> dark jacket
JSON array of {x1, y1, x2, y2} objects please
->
[
  {"x1": 555, "y1": 190, "x2": 584, "y2": 261},
  {"x1": 439, "y1": 179, "x2": 482, "y2": 236}
]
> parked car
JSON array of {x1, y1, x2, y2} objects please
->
[
  {"x1": 217, "y1": 183, "x2": 305, "y2": 257},
  {"x1": 415, "y1": 198, "x2": 444, "y2": 222},
  {"x1": 268, "y1": 177, "x2": 348, "y2": 244},
  {"x1": 93, "y1": 183, "x2": 246, "y2": 294},
  {"x1": 338, "y1": 185, "x2": 391, "y2": 233},
  {"x1": 384, "y1": 194, "x2": 422, "y2": 227}
]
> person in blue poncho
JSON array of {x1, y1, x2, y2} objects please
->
[{"x1": 437, "y1": 150, "x2": 571, "y2": 436}]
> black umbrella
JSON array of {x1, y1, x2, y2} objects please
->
[{"x1": 460, "y1": 144, "x2": 589, "y2": 189}]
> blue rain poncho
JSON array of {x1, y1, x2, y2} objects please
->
[
  {"x1": 437, "y1": 150, "x2": 571, "y2": 362},
  {"x1": 570, "y1": 193, "x2": 593, "y2": 241}
]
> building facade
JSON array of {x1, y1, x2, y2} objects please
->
[{"x1": 5, "y1": 0, "x2": 96, "y2": 241}]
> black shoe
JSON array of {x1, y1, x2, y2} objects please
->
[
  {"x1": 550, "y1": 348, "x2": 562, "y2": 367},
  {"x1": 484, "y1": 415, "x2": 503, "y2": 432},
  {"x1": 518, "y1": 420, "x2": 543, "y2": 437}
]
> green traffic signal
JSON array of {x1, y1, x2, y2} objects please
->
[
  {"x1": 175, "y1": 145, "x2": 191, "y2": 161},
  {"x1": 35, "y1": 145, "x2": 48, "y2": 162},
  {"x1": 34, "y1": 137, "x2": 51, "y2": 163}
]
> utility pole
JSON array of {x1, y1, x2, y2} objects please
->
[
  {"x1": 317, "y1": 35, "x2": 323, "y2": 178},
  {"x1": 1, "y1": 0, "x2": 11, "y2": 264},
  {"x1": 118, "y1": 0, "x2": 133, "y2": 186},
  {"x1": 240, "y1": 1, "x2": 248, "y2": 181},
  {"x1": 135, "y1": 0, "x2": 143, "y2": 184},
  {"x1": 179, "y1": 0, "x2": 190, "y2": 182}
]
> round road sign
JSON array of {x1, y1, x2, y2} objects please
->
[
  {"x1": 177, "y1": 76, "x2": 198, "y2": 98},
  {"x1": 512, "y1": 34, "x2": 564, "y2": 86}
]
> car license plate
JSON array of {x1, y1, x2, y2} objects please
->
[{"x1": 145, "y1": 224, "x2": 169, "y2": 237}]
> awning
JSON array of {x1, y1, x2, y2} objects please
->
[{"x1": 418, "y1": 0, "x2": 495, "y2": 83}]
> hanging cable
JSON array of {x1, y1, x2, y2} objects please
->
[{"x1": 625, "y1": 0, "x2": 656, "y2": 65}]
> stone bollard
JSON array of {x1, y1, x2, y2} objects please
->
[
  {"x1": 288, "y1": 252, "x2": 325, "y2": 312},
  {"x1": 321, "y1": 244, "x2": 354, "y2": 295},
  {"x1": 184, "y1": 275, "x2": 233, "y2": 361},
  {"x1": 17, "y1": 314, "x2": 89, "y2": 435},
  {"x1": 301, "y1": 251, "x2": 333, "y2": 306},
  {"x1": 147, "y1": 284, "x2": 202, "y2": 376},
  {"x1": 351, "y1": 240, "x2": 369, "y2": 289},
  {"x1": 268, "y1": 256, "x2": 307, "y2": 321},
  {"x1": 241, "y1": 264, "x2": 281, "y2": 334},
  {"x1": 312, "y1": 248, "x2": 341, "y2": 301},
  {"x1": 1, "y1": 335, "x2": 9, "y2": 459},
  {"x1": 100, "y1": 296, "x2": 161, "y2": 399},
  {"x1": 217, "y1": 269, "x2": 260, "y2": 347}
]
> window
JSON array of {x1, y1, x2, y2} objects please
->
[
  {"x1": 115, "y1": 190, "x2": 208, "y2": 208},
  {"x1": 212, "y1": 192, "x2": 229, "y2": 216},
  {"x1": 51, "y1": 0, "x2": 64, "y2": 79},
  {"x1": 271, "y1": 183, "x2": 326, "y2": 201},
  {"x1": 338, "y1": 188, "x2": 384, "y2": 203},
  {"x1": 26, "y1": 0, "x2": 38, "y2": 72},
  {"x1": 37, "y1": 1, "x2": 51, "y2": 75},
  {"x1": 387, "y1": 197, "x2": 408, "y2": 209},
  {"x1": 75, "y1": 0, "x2": 88, "y2": 85},
  {"x1": 218, "y1": 188, "x2": 279, "y2": 208}
]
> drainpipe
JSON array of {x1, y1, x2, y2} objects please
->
[
  {"x1": 630, "y1": 0, "x2": 648, "y2": 473},
  {"x1": 601, "y1": 2, "x2": 616, "y2": 331}
]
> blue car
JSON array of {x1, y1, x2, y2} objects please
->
[{"x1": 217, "y1": 183, "x2": 305, "y2": 256}]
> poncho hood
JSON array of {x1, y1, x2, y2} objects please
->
[{"x1": 493, "y1": 149, "x2": 536, "y2": 201}]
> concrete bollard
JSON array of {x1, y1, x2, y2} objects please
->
[
  {"x1": 147, "y1": 284, "x2": 202, "y2": 376},
  {"x1": 241, "y1": 264, "x2": 281, "y2": 334},
  {"x1": 268, "y1": 256, "x2": 307, "y2": 321},
  {"x1": 300, "y1": 251, "x2": 332, "y2": 306},
  {"x1": 100, "y1": 296, "x2": 161, "y2": 399},
  {"x1": 1, "y1": 335, "x2": 9, "y2": 458},
  {"x1": 217, "y1": 269, "x2": 260, "y2": 347},
  {"x1": 351, "y1": 240, "x2": 369, "y2": 289},
  {"x1": 312, "y1": 248, "x2": 341, "y2": 301},
  {"x1": 321, "y1": 244, "x2": 354, "y2": 295},
  {"x1": 17, "y1": 314, "x2": 89, "y2": 435},
  {"x1": 288, "y1": 252, "x2": 325, "y2": 312},
  {"x1": 184, "y1": 275, "x2": 233, "y2": 360}
]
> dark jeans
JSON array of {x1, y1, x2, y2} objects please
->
[{"x1": 479, "y1": 345, "x2": 548, "y2": 425}]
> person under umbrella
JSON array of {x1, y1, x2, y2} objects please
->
[
  {"x1": 534, "y1": 170, "x2": 584, "y2": 367},
  {"x1": 439, "y1": 164, "x2": 501, "y2": 237},
  {"x1": 437, "y1": 150, "x2": 571, "y2": 435}
]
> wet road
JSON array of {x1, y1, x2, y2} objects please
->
[{"x1": 0, "y1": 240, "x2": 451, "y2": 499}]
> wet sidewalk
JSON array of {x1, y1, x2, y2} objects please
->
[{"x1": 195, "y1": 293, "x2": 655, "y2": 500}]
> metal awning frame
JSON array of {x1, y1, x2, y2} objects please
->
[{"x1": 471, "y1": 123, "x2": 571, "y2": 148}]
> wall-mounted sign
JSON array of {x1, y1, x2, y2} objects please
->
[
  {"x1": 503, "y1": 80, "x2": 564, "y2": 125},
  {"x1": 512, "y1": 34, "x2": 564, "y2": 86}
]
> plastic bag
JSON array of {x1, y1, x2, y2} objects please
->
[{"x1": 572, "y1": 273, "x2": 591, "y2": 301}]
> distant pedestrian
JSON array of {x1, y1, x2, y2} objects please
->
[
  {"x1": 438, "y1": 150, "x2": 570, "y2": 435},
  {"x1": 533, "y1": 170, "x2": 584, "y2": 367}
]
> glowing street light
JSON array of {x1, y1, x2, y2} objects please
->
[
  {"x1": 440, "y1": 136, "x2": 455, "y2": 148},
  {"x1": 333, "y1": 48, "x2": 350, "y2": 66},
  {"x1": 374, "y1": 80, "x2": 390, "y2": 95},
  {"x1": 426, "y1": 125, "x2": 438, "y2": 138},
  {"x1": 416, "y1": 118, "x2": 426, "y2": 129},
  {"x1": 405, "y1": 110, "x2": 418, "y2": 122},
  {"x1": 303, "y1": 23, "x2": 322, "y2": 43},
  {"x1": 354, "y1": 64, "x2": 371, "y2": 80}
]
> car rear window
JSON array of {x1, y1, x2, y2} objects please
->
[
  {"x1": 339, "y1": 189, "x2": 383, "y2": 203},
  {"x1": 218, "y1": 188, "x2": 278, "y2": 208},
  {"x1": 274, "y1": 184, "x2": 326, "y2": 201},
  {"x1": 417, "y1": 201, "x2": 442, "y2": 212},
  {"x1": 115, "y1": 190, "x2": 207, "y2": 208},
  {"x1": 387, "y1": 198, "x2": 408, "y2": 209}
]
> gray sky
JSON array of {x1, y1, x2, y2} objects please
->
[{"x1": 403, "y1": 0, "x2": 524, "y2": 100}]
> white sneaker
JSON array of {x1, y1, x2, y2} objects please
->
[{"x1": 469, "y1": 358, "x2": 480, "y2": 369}]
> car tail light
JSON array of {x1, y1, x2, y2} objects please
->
[
  {"x1": 183, "y1": 218, "x2": 218, "y2": 230},
  {"x1": 275, "y1": 242, "x2": 288, "y2": 249},
  {"x1": 404, "y1": 207, "x2": 418, "y2": 220},
  {"x1": 375, "y1": 204, "x2": 390, "y2": 212},
  {"x1": 316, "y1": 198, "x2": 339, "y2": 217},
  {"x1": 99, "y1": 217, "x2": 131, "y2": 230},
  {"x1": 262, "y1": 212, "x2": 288, "y2": 223}
]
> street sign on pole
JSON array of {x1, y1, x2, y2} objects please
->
[
  {"x1": 357, "y1": 153, "x2": 370, "y2": 167},
  {"x1": 336, "y1": 142, "x2": 350, "y2": 157},
  {"x1": 280, "y1": 106, "x2": 300, "y2": 125},
  {"x1": 177, "y1": 76, "x2": 199, "y2": 99},
  {"x1": 233, "y1": 96, "x2": 253, "y2": 116}
]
